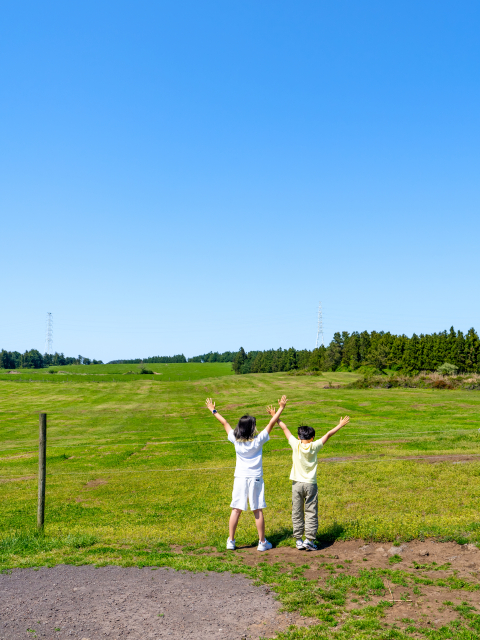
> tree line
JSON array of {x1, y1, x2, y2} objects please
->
[
  {"x1": 0, "y1": 350, "x2": 103, "y2": 369},
  {"x1": 6, "y1": 326, "x2": 478, "y2": 374},
  {"x1": 109, "y1": 355, "x2": 187, "y2": 364},
  {"x1": 188, "y1": 351, "x2": 238, "y2": 363},
  {"x1": 109, "y1": 351, "x2": 237, "y2": 364},
  {"x1": 230, "y1": 327, "x2": 480, "y2": 375}
]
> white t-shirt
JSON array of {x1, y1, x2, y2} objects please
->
[{"x1": 227, "y1": 429, "x2": 270, "y2": 477}]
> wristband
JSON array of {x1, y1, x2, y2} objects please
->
[{"x1": 212, "y1": 409, "x2": 218, "y2": 414}]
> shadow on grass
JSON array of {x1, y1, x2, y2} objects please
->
[
  {"x1": 268, "y1": 521, "x2": 351, "y2": 550},
  {"x1": 316, "y1": 521, "x2": 350, "y2": 547}
]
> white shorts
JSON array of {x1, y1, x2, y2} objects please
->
[{"x1": 230, "y1": 477, "x2": 266, "y2": 511}]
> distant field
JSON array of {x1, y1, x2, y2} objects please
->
[{"x1": 0, "y1": 362, "x2": 233, "y2": 382}]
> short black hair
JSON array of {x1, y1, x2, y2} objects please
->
[
  {"x1": 233, "y1": 415, "x2": 257, "y2": 441},
  {"x1": 298, "y1": 425, "x2": 315, "y2": 441}
]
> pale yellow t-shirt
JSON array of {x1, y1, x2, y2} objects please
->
[{"x1": 288, "y1": 435, "x2": 323, "y2": 483}]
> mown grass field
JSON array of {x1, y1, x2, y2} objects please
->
[
  {"x1": 1, "y1": 370, "x2": 479, "y2": 548},
  {"x1": 0, "y1": 361, "x2": 233, "y2": 383},
  {"x1": 1, "y1": 368, "x2": 480, "y2": 639}
]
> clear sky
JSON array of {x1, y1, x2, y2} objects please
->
[{"x1": 1, "y1": 1, "x2": 479, "y2": 362}]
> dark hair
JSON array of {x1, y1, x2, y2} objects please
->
[
  {"x1": 233, "y1": 415, "x2": 257, "y2": 442},
  {"x1": 298, "y1": 425, "x2": 315, "y2": 441}
]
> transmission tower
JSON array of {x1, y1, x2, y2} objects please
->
[
  {"x1": 45, "y1": 312, "x2": 53, "y2": 355},
  {"x1": 315, "y1": 302, "x2": 324, "y2": 349}
]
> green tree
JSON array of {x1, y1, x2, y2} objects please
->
[
  {"x1": 342, "y1": 333, "x2": 360, "y2": 370},
  {"x1": 465, "y1": 328, "x2": 480, "y2": 372},
  {"x1": 453, "y1": 330, "x2": 466, "y2": 372},
  {"x1": 21, "y1": 349, "x2": 44, "y2": 369},
  {"x1": 366, "y1": 342, "x2": 390, "y2": 371},
  {"x1": 283, "y1": 347, "x2": 298, "y2": 371},
  {"x1": 324, "y1": 332, "x2": 345, "y2": 371},
  {"x1": 232, "y1": 347, "x2": 247, "y2": 374},
  {"x1": 250, "y1": 352, "x2": 264, "y2": 373},
  {"x1": 402, "y1": 333, "x2": 420, "y2": 373},
  {"x1": 387, "y1": 336, "x2": 406, "y2": 369},
  {"x1": 309, "y1": 346, "x2": 326, "y2": 370},
  {"x1": 445, "y1": 327, "x2": 457, "y2": 365},
  {"x1": 358, "y1": 331, "x2": 371, "y2": 363},
  {"x1": 0, "y1": 350, "x2": 16, "y2": 369}
]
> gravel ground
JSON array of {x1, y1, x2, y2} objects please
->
[{"x1": 0, "y1": 565, "x2": 301, "y2": 640}]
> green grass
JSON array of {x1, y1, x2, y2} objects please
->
[
  {"x1": 0, "y1": 361, "x2": 234, "y2": 382},
  {"x1": 1, "y1": 371, "x2": 479, "y2": 547},
  {"x1": 1, "y1": 370, "x2": 480, "y2": 638}
]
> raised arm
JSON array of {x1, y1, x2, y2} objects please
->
[
  {"x1": 205, "y1": 398, "x2": 232, "y2": 435},
  {"x1": 267, "y1": 405, "x2": 293, "y2": 440},
  {"x1": 264, "y1": 395, "x2": 288, "y2": 434},
  {"x1": 320, "y1": 415, "x2": 350, "y2": 445}
]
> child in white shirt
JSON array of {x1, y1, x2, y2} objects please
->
[{"x1": 205, "y1": 395, "x2": 288, "y2": 551}]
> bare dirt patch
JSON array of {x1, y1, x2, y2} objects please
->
[
  {"x1": 396, "y1": 454, "x2": 480, "y2": 464},
  {"x1": 84, "y1": 479, "x2": 108, "y2": 489},
  {"x1": 0, "y1": 565, "x2": 310, "y2": 640},
  {"x1": 0, "y1": 475, "x2": 35, "y2": 484},
  {"x1": 0, "y1": 452, "x2": 34, "y2": 461},
  {"x1": 237, "y1": 539, "x2": 480, "y2": 634}
]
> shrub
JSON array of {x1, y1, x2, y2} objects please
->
[
  {"x1": 437, "y1": 362, "x2": 458, "y2": 376},
  {"x1": 356, "y1": 365, "x2": 382, "y2": 376},
  {"x1": 138, "y1": 365, "x2": 154, "y2": 375},
  {"x1": 347, "y1": 371, "x2": 480, "y2": 390},
  {"x1": 432, "y1": 378, "x2": 454, "y2": 390}
]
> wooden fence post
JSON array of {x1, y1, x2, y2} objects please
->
[{"x1": 37, "y1": 413, "x2": 47, "y2": 530}]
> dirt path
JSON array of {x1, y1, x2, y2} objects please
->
[
  {"x1": 1, "y1": 540, "x2": 479, "y2": 639},
  {"x1": 0, "y1": 565, "x2": 307, "y2": 640}
]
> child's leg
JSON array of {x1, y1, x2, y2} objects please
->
[
  {"x1": 304, "y1": 483, "x2": 318, "y2": 541},
  {"x1": 292, "y1": 481, "x2": 306, "y2": 539},
  {"x1": 229, "y1": 508, "x2": 242, "y2": 540},
  {"x1": 253, "y1": 509, "x2": 265, "y2": 542}
]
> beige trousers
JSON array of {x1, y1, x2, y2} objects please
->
[{"x1": 292, "y1": 481, "x2": 318, "y2": 540}]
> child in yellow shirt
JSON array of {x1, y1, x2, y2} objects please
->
[{"x1": 267, "y1": 405, "x2": 350, "y2": 551}]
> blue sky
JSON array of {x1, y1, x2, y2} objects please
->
[{"x1": 1, "y1": 1, "x2": 479, "y2": 362}]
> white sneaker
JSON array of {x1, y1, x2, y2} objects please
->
[
  {"x1": 304, "y1": 539, "x2": 318, "y2": 551},
  {"x1": 226, "y1": 538, "x2": 236, "y2": 550},
  {"x1": 257, "y1": 538, "x2": 273, "y2": 552},
  {"x1": 296, "y1": 539, "x2": 306, "y2": 550}
]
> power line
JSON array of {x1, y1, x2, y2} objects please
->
[{"x1": 44, "y1": 312, "x2": 53, "y2": 355}]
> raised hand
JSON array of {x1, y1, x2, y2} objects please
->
[
  {"x1": 266, "y1": 404, "x2": 276, "y2": 417},
  {"x1": 339, "y1": 415, "x2": 350, "y2": 427},
  {"x1": 205, "y1": 398, "x2": 216, "y2": 413},
  {"x1": 278, "y1": 395, "x2": 288, "y2": 408}
]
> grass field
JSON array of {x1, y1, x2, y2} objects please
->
[
  {"x1": 0, "y1": 361, "x2": 233, "y2": 383},
  {"x1": 1, "y1": 368, "x2": 480, "y2": 638}
]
